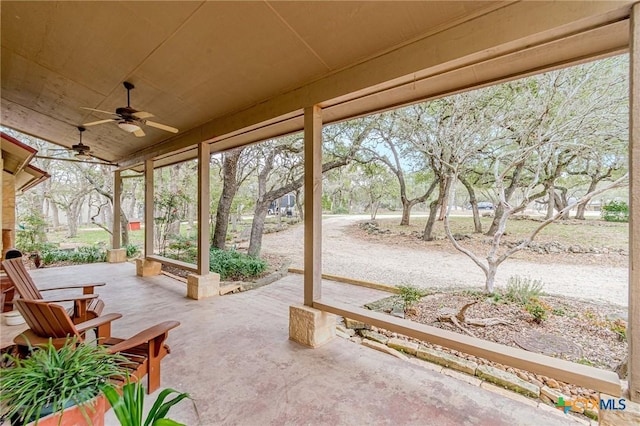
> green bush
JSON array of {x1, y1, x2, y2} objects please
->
[
  {"x1": 40, "y1": 246, "x2": 106, "y2": 266},
  {"x1": 601, "y1": 200, "x2": 629, "y2": 222},
  {"x1": 525, "y1": 298, "x2": 548, "y2": 324},
  {"x1": 505, "y1": 275, "x2": 545, "y2": 305},
  {"x1": 396, "y1": 285, "x2": 428, "y2": 310},
  {"x1": 209, "y1": 248, "x2": 267, "y2": 280},
  {"x1": 124, "y1": 243, "x2": 141, "y2": 258}
]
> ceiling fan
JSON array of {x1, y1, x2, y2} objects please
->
[
  {"x1": 38, "y1": 127, "x2": 115, "y2": 165},
  {"x1": 81, "y1": 81, "x2": 179, "y2": 137}
]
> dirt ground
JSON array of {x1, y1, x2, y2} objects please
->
[{"x1": 260, "y1": 214, "x2": 629, "y2": 308}]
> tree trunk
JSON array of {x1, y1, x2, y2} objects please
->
[
  {"x1": 484, "y1": 262, "x2": 499, "y2": 293},
  {"x1": 213, "y1": 148, "x2": 242, "y2": 250},
  {"x1": 422, "y1": 200, "x2": 440, "y2": 241},
  {"x1": 459, "y1": 175, "x2": 482, "y2": 233},
  {"x1": 248, "y1": 202, "x2": 270, "y2": 258},
  {"x1": 487, "y1": 162, "x2": 524, "y2": 236},
  {"x1": 400, "y1": 199, "x2": 412, "y2": 226},
  {"x1": 120, "y1": 211, "x2": 130, "y2": 246}
]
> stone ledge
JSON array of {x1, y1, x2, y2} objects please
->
[
  {"x1": 599, "y1": 392, "x2": 640, "y2": 426},
  {"x1": 360, "y1": 329, "x2": 389, "y2": 345},
  {"x1": 476, "y1": 365, "x2": 540, "y2": 398},
  {"x1": 417, "y1": 346, "x2": 477, "y2": 375},
  {"x1": 443, "y1": 367, "x2": 482, "y2": 387},
  {"x1": 481, "y1": 382, "x2": 538, "y2": 407},
  {"x1": 362, "y1": 339, "x2": 408, "y2": 361},
  {"x1": 387, "y1": 337, "x2": 419, "y2": 355}
]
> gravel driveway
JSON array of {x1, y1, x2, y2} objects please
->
[{"x1": 261, "y1": 215, "x2": 628, "y2": 307}]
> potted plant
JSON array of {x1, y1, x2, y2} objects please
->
[
  {"x1": 102, "y1": 380, "x2": 193, "y2": 426},
  {"x1": 0, "y1": 337, "x2": 126, "y2": 425}
]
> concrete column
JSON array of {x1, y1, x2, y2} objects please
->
[
  {"x1": 106, "y1": 170, "x2": 126, "y2": 263},
  {"x1": 112, "y1": 169, "x2": 122, "y2": 249},
  {"x1": 629, "y1": 2, "x2": 640, "y2": 404},
  {"x1": 144, "y1": 159, "x2": 154, "y2": 258},
  {"x1": 303, "y1": 105, "x2": 323, "y2": 306},
  {"x1": 197, "y1": 142, "x2": 211, "y2": 276},
  {"x1": 290, "y1": 106, "x2": 335, "y2": 348},
  {"x1": 185, "y1": 142, "x2": 219, "y2": 300}
]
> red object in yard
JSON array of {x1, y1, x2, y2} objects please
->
[{"x1": 128, "y1": 221, "x2": 141, "y2": 231}]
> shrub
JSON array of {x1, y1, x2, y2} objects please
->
[
  {"x1": 396, "y1": 285, "x2": 428, "y2": 310},
  {"x1": 601, "y1": 200, "x2": 629, "y2": 222},
  {"x1": 505, "y1": 275, "x2": 545, "y2": 305},
  {"x1": 40, "y1": 246, "x2": 106, "y2": 266},
  {"x1": 526, "y1": 298, "x2": 548, "y2": 323},
  {"x1": 209, "y1": 248, "x2": 267, "y2": 280},
  {"x1": 609, "y1": 318, "x2": 627, "y2": 342},
  {"x1": 124, "y1": 243, "x2": 141, "y2": 258}
]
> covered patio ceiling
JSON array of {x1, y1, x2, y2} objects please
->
[{"x1": 0, "y1": 1, "x2": 634, "y2": 169}]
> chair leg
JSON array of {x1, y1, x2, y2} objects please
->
[{"x1": 147, "y1": 338, "x2": 161, "y2": 393}]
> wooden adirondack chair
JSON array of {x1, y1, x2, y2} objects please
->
[
  {"x1": 1, "y1": 258, "x2": 105, "y2": 323},
  {"x1": 13, "y1": 299, "x2": 180, "y2": 394}
]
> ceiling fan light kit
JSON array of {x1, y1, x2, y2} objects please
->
[
  {"x1": 117, "y1": 121, "x2": 141, "y2": 133},
  {"x1": 81, "y1": 81, "x2": 178, "y2": 137}
]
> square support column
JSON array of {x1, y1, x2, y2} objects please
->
[
  {"x1": 107, "y1": 170, "x2": 126, "y2": 263},
  {"x1": 187, "y1": 272, "x2": 220, "y2": 300},
  {"x1": 290, "y1": 105, "x2": 334, "y2": 347},
  {"x1": 629, "y1": 2, "x2": 640, "y2": 404},
  {"x1": 197, "y1": 142, "x2": 211, "y2": 276},
  {"x1": 303, "y1": 105, "x2": 323, "y2": 306},
  {"x1": 289, "y1": 304, "x2": 336, "y2": 348},
  {"x1": 112, "y1": 169, "x2": 122, "y2": 249},
  {"x1": 144, "y1": 159, "x2": 154, "y2": 258}
]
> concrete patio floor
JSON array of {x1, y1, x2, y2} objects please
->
[{"x1": 1, "y1": 262, "x2": 587, "y2": 425}]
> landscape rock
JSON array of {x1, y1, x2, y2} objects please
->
[
  {"x1": 387, "y1": 338, "x2": 419, "y2": 355},
  {"x1": 360, "y1": 329, "x2": 389, "y2": 345},
  {"x1": 336, "y1": 324, "x2": 355, "y2": 337},
  {"x1": 546, "y1": 378, "x2": 560, "y2": 388},
  {"x1": 476, "y1": 365, "x2": 540, "y2": 398},
  {"x1": 416, "y1": 346, "x2": 477, "y2": 375},
  {"x1": 362, "y1": 339, "x2": 409, "y2": 361},
  {"x1": 344, "y1": 318, "x2": 369, "y2": 330}
]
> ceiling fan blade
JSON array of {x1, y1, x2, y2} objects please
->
[
  {"x1": 83, "y1": 119, "x2": 116, "y2": 127},
  {"x1": 81, "y1": 107, "x2": 117, "y2": 115},
  {"x1": 144, "y1": 120, "x2": 179, "y2": 133},
  {"x1": 133, "y1": 128, "x2": 146, "y2": 137},
  {"x1": 132, "y1": 111, "x2": 154, "y2": 119}
]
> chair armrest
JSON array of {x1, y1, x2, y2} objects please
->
[
  {"x1": 40, "y1": 282, "x2": 106, "y2": 294},
  {"x1": 75, "y1": 313, "x2": 123, "y2": 334},
  {"x1": 107, "y1": 321, "x2": 180, "y2": 353},
  {"x1": 40, "y1": 294, "x2": 99, "y2": 303}
]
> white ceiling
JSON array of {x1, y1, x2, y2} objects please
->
[{"x1": 0, "y1": 1, "x2": 633, "y2": 169}]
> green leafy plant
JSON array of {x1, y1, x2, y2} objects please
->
[
  {"x1": 396, "y1": 285, "x2": 428, "y2": 311},
  {"x1": 0, "y1": 337, "x2": 126, "y2": 425},
  {"x1": 102, "y1": 380, "x2": 192, "y2": 426},
  {"x1": 525, "y1": 298, "x2": 548, "y2": 324},
  {"x1": 125, "y1": 243, "x2": 141, "y2": 258},
  {"x1": 601, "y1": 200, "x2": 629, "y2": 223},
  {"x1": 609, "y1": 318, "x2": 627, "y2": 342},
  {"x1": 505, "y1": 275, "x2": 545, "y2": 305},
  {"x1": 209, "y1": 248, "x2": 267, "y2": 280},
  {"x1": 40, "y1": 246, "x2": 107, "y2": 266},
  {"x1": 15, "y1": 210, "x2": 48, "y2": 253}
]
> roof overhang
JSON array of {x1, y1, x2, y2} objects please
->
[
  {"x1": 1, "y1": 131, "x2": 50, "y2": 191},
  {"x1": 0, "y1": 1, "x2": 634, "y2": 171}
]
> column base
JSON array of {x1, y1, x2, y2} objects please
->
[
  {"x1": 599, "y1": 390, "x2": 640, "y2": 426},
  {"x1": 106, "y1": 248, "x2": 127, "y2": 263},
  {"x1": 289, "y1": 304, "x2": 336, "y2": 348},
  {"x1": 135, "y1": 258, "x2": 162, "y2": 277},
  {"x1": 187, "y1": 273, "x2": 220, "y2": 300}
]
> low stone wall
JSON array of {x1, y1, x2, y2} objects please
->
[{"x1": 338, "y1": 319, "x2": 611, "y2": 425}]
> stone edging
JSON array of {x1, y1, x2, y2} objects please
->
[{"x1": 337, "y1": 320, "x2": 599, "y2": 425}]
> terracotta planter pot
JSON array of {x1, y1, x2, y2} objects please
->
[{"x1": 27, "y1": 394, "x2": 106, "y2": 426}]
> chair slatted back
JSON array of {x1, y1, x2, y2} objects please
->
[
  {"x1": 1, "y1": 258, "x2": 42, "y2": 300},
  {"x1": 14, "y1": 299, "x2": 80, "y2": 340}
]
